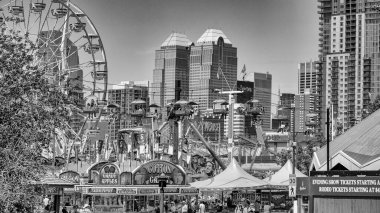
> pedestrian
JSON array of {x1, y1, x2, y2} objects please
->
[
  {"x1": 288, "y1": 206, "x2": 294, "y2": 213},
  {"x1": 254, "y1": 201, "x2": 260, "y2": 213},
  {"x1": 43, "y1": 196, "x2": 50, "y2": 207},
  {"x1": 82, "y1": 204, "x2": 92, "y2": 213},
  {"x1": 72, "y1": 205, "x2": 79, "y2": 213},
  {"x1": 263, "y1": 203, "x2": 271, "y2": 213},
  {"x1": 181, "y1": 201, "x2": 188, "y2": 213},
  {"x1": 235, "y1": 201, "x2": 244, "y2": 213},
  {"x1": 216, "y1": 200, "x2": 223, "y2": 212},
  {"x1": 155, "y1": 203, "x2": 160, "y2": 213},
  {"x1": 199, "y1": 201, "x2": 206, "y2": 213},
  {"x1": 62, "y1": 206, "x2": 68, "y2": 213},
  {"x1": 247, "y1": 203, "x2": 255, "y2": 213}
]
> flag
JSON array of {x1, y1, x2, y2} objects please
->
[
  {"x1": 80, "y1": 133, "x2": 88, "y2": 154},
  {"x1": 217, "y1": 66, "x2": 222, "y2": 79},
  {"x1": 168, "y1": 145, "x2": 173, "y2": 155},
  {"x1": 241, "y1": 64, "x2": 246, "y2": 73}
]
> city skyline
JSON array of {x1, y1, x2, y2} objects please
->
[{"x1": 72, "y1": 0, "x2": 319, "y2": 106}]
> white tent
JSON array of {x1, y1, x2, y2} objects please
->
[
  {"x1": 264, "y1": 160, "x2": 306, "y2": 186},
  {"x1": 190, "y1": 158, "x2": 271, "y2": 190}
]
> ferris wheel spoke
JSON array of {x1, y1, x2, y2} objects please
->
[
  {"x1": 25, "y1": 0, "x2": 32, "y2": 33},
  {"x1": 34, "y1": 27, "x2": 75, "y2": 68},
  {"x1": 26, "y1": 12, "x2": 41, "y2": 36},
  {"x1": 36, "y1": 41, "x2": 84, "y2": 71}
]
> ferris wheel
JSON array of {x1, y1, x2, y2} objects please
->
[{"x1": 0, "y1": 0, "x2": 108, "y2": 103}]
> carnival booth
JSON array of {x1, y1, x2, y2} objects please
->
[
  {"x1": 73, "y1": 160, "x2": 197, "y2": 213},
  {"x1": 264, "y1": 160, "x2": 307, "y2": 212},
  {"x1": 37, "y1": 174, "x2": 77, "y2": 213}
]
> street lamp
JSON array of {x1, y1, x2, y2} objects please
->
[{"x1": 157, "y1": 173, "x2": 169, "y2": 213}]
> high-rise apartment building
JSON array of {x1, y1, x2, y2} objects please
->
[
  {"x1": 254, "y1": 72, "x2": 272, "y2": 131},
  {"x1": 298, "y1": 61, "x2": 318, "y2": 94},
  {"x1": 294, "y1": 91, "x2": 317, "y2": 133},
  {"x1": 317, "y1": 0, "x2": 379, "y2": 132},
  {"x1": 189, "y1": 29, "x2": 237, "y2": 111},
  {"x1": 107, "y1": 81, "x2": 149, "y2": 140},
  {"x1": 152, "y1": 33, "x2": 192, "y2": 108}
]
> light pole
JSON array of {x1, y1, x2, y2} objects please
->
[{"x1": 157, "y1": 173, "x2": 169, "y2": 213}]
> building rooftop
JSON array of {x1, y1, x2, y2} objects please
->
[
  {"x1": 312, "y1": 108, "x2": 380, "y2": 171},
  {"x1": 161, "y1": 32, "x2": 192, "y2": 47},
  {"x1": 196, "y1": 29, "x2": 232, "y2": 45}
]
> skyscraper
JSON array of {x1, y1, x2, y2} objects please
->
[
  {"x1": 189, "y1": 29, "x2": 237, "y2": 111},
  {"x1": 152, "y1": 33, "x2": 192, "y2": 109},
  {"x1": 254, "y1": 72, "x2": 272, "y2": 131},
  {"x1": 294, "y1": 90, "x2": 317, "y2": 133},
  {"x1": 317, "y1": 0, "x2": 378, "y2": 132},
  {"x1": 298, "y1": 61, "x2": 318, "y2": 94}
]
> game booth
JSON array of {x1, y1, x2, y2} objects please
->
[{"x1": 68, "y1": 160, "x2": 198, "y2": 213}]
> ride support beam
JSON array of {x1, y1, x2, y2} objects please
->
[{"x1": 186, "y1": 120, "x2": 226, "y2": 170}]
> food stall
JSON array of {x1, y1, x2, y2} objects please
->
[{"x1": 73, "y1": 160, "x2": 198, "y2": 212}]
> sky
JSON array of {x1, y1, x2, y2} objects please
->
[{"x1": 72, "y1": 0, "x2": 319, "y2": 106}]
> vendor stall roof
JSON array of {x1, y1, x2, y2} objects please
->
[
  {"x1": 264, "y1": 160, "x2": 306, "y2": 186},
  {"x1": 190, "y1": 158, "x2": 270, "y2": 190},
  {"x1": 311, "y1": 109, "x2": 380, "y2": 171}
]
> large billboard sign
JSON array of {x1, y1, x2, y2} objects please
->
[
  {"x1": 297, "y1": 177, "x2": 380, "y2": 197},
  {"x1": 132, "y1": 160, "x2": 186, "y2": 185}
]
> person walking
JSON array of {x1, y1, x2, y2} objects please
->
[
  {"x1": 82, "y1": 204, "x2": 92, "y2": 213},
  {"x1": 199, "y1": 201, "x2": 206, "y2": 213},
  {"x1": 181, "y1": 201, "x2": 188, "y2": 213},
  {"x1": 62, "y1": 207, "x2": 68, "y2": 213}
]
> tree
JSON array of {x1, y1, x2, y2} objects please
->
[
  {"x1": 0, "y1": 28, "x2": 72, "y2": 212},
  {"x1": 362, "y1": 95, "x2": 380, "y2": 119},
  {"x1": 275, "y1": 135, "x2": 326, "y2": 175}
]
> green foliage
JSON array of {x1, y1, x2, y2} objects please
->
[
  {"x1": 275, "y1": 135, "x2": 326, "y2": 175},
  {"x1": 0, "y1": 28, "x2": 71, "y2": 212},
  {"x1": 362, "y1": 95, "x2": 380, "y2": 119}
]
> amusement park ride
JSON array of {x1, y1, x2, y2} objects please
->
[{"x1": 0, "y1": 0, "x2": 267, "y2": 177}]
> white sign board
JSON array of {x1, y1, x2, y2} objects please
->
[{"x1": 289, "y1": 174, "x2": 296, "y2": 197}]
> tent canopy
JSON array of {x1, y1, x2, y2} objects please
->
[
  {"x1": 190, "y1": 158, "x2": 271, "y2": 190},
  {"x1": 264, "y1": 160, "x2": 307, "y2": 186}
]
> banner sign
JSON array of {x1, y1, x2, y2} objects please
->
[
  {"x1": 86, "y1": 187, "x2": 117, "y2": 195},
  {"x1": 301, "y1": 177, "x2": 380, "y2": 197},
  {"x1": 81, "y1": 186, "x2": 197, "y2": 195},
  {"x1": 59, "y1": 171, "x2": 80, "y2": 183},
  {"x1": 163, "y1": 187, "x2": 180, "y2": 194},
  {"x1": 181, "y1": 188, "x2": 199, "y2": 194},
  {"x1": 296, "y1": 177, "x2": 309, "y2": 196},
  {"x1": 138, "y1": 188, "x2": 159, "y2": 195},
  {"x1": 117, "y1": 188, "x2": 137, "y2": 195},
  {"x1": 99, "y1": 164, "x2": 120, "y2": 185},
  {"x1": 46, "y1": 187, "x2": 61, "y2": 195},
  {"x1": 132, "y1": 160, "x2": 186, "y2": 185}
]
